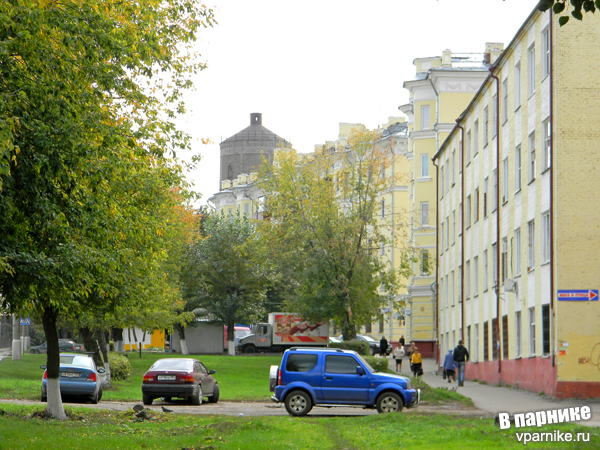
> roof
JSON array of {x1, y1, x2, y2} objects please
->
[{"x1": 221, "y1": 113, "x2": 289, "y2": 145}]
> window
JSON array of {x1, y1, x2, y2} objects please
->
[
  {"x1": 473, "y1": 256, "x2": 479, "y2": 296},
  {"x1": 244, "y1": 203, "x2": 249, "y2": 215},
  {"x1": 325, "y1": 355, "x2": 361, "y2": 374},
  {"x1": 515, "y1": 146, "x2": 522, "y2": 191},
  {"x1": 467, "y1": 325, "x2": 471, "y2": 355},
  {"x1": 452, "y1": 150, "x2": 456, "y2": 185},
  {"x1": 381, "y1": 199, "x2": 385, "y2": 218},
  {"x1": 474, "y1": 188, "x2": 480, "y2": 223},
  {"x1": 492, "y1": 243, "x2": 498, "y2": 288},
  {"x1": 474, "y1": 324, "x2": 480, "y2": 362},
  {"x1": 528, "y1": 220, "x2": 535, "y2": 271},
  {"x1": 501, "y1": 238, "x2": 508, "y2": 283},
  {"x1": 515, "y1": 312, "x2": 522, "y2": 357},
  {"x1": 542, "y1": 28, "x2": 550, "y2": 79},
  {"x1": 492, "y1": 169, "x2": 498, "y2": 212},
  {"x1": 440, "y1": 165, "x2": 444, "y2": 198},
  {"x1": 458, "y1": 265, "x2": 462, "y2": 303},
  {"x1": 451, "y1": 271, "x2": 455, "y2": 305},
  {"x1": 515, "y1": 228, "x2": 522, "y2": 276},
  {"x1": 365, "y1": 323, "x2": 371, "y2": 334},
  {"x1": 422, "y1": 105, "x2": 430, "y2": 130},
  {"x1": 473, "y1": 120, "x2": 479, "y2": 156},
  {"x1": 446, "y1": 275, "x2": 450, "y2": 307},
  {"x1": 445, "y1": 159, "x2": 450, "y2": 193},
  {"x1": 441, "y1": 222, "x2": 445, "y2": 251},
  {"x1": 502, "y1": 79, "x2": 508, "y2": 123},
  {"x1": 542, "y1": 120, "x2": 551, "y2": 171},
  {"x1": 492, "y1": 95, "x2": 498, "y2": 137},
  {"x1": 484, "y1": 321, "x2": 489, "y2": 361},
  {"x1": 440, "y1": 278, "x2": 445, "y2": 307},
  {"x1": 529, "y1": 307, "x2": 536, "y2": 356},
  {"x1": 380, "y1": 242, "x2": 385, "y2": 256},
  {"x1": 542, "y1": 212, "x2": 550, "y2": 264},
  {"x1": 421, "y1": 250, "x2": 430, "y2": 275},
  {"x1": 465, "y1": 260, "x2": 471, "y2": 298},
  {"x1": 515, "y1": 61, "x2": 521, "y2": 109},
  {"x1": 287, "y1": 354, "x2": 318, "y2": 372},
  {"x1": 379, "y1": 314, "x2": 384, "y2": 333},
  {"x1": 502, "y1": 158, "x2": 508, "y2": 203},
  {"x1": 529, "y1": 134, "x2": 536, "y2": 182},
  {"x1": 492, "y1": 318, "x2": 499, "y2": 360},
  {"x1": 483, "y1": 106, "x2": 489, "y2": 147},
  {"x1": 483, "y1": 250, "x2": 489, "y2": 290},
  {"x1": 421, "y1": 154, "x2": 429, "y2": 177},
  {"x1": 484, "y1": 177, "x2": 488, "y2": 217},
  {"x1": 542, "y1": 304, "x2": 550, "y2": 354},
  {"x1": 421, "y1": 202, "x2": 429, "y2": 227},
  {"x1": 466, "y1": 195, "x2": 471, "y2": 228},
  {"x1": 452, "y1": 210, "x2": 456, "y2": 245},
  {"x1": 445, "y1": 217, "x2": 449, "y2": 250},
  {"x1": 466, "y1": 129, "x2": 472, "y2": 164},
  {"x1": 502, "y1": 316, "x2": 509, "y2": 359},
  {"x1": 527, "y1": 45, "x2": 535, "y2": 97}
]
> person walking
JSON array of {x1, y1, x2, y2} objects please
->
[
  {"x1": 410, "y1": 347, "x2": 422, "y2": 378},
  {"x1": 399, "y1": 335, "x2": 405, "y2": 347},
  {"x1": 443, "y1": 349, "x2": 456, "y2": 383},
  {"x1": 379, "y1": 336, "x2": 388, "y2": 357},
  {"x1": 453, "y1": 340, "x2": 470, "y2": 386},
  {"x1": 393, "y1": 344, "x2": 405, "y2": 372}
]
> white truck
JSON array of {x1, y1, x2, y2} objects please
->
[{"x1": 238, "y1": 313, "x2": 329, "y2": 353}]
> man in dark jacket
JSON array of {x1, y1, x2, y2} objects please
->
[
  {"x1": 453, "y1": 340, "x2": 470, "y2": 386},
  {"x1": 379, "y1": 336, "x2": 388, "y2": 357}
]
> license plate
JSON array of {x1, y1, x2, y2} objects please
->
[
  {"x1": 61, "y1": 372, "x2": 80, "y2": 378},
  {"x1": 157, "y1": 375, "x2": 176, "y2": 381}
]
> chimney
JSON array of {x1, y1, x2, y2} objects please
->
[
  {"x1": 442, "y1": 49, "x2": 452, "y2": 68},
  {"x1": 250, "y1": 112, "x2": 262, "y2": 126},
  {"x1": 484, "y1": 42, "x2": 504, "y2": 65}
]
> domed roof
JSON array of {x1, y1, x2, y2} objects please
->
[{"x1": 221, "y1": 113, "x2": 289, "y2": 145}]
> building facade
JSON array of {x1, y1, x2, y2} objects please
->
[{"x1": 433, "y1": 7, "x2": 600, "y2": 397}]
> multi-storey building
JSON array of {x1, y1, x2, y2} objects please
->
[
  {"x1": 433, "y1": 6, "x2": 600, "y2": 397},
  {"x1": 399, "y1": 45, "x2": 501, "y2": 357}
]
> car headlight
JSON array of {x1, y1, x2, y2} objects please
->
[{"x1": 406, "y1": 379, "x2": 413, "y2": 390}]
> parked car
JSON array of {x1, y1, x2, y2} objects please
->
[
  {"x1": 269, "y1": 347, "x2": 420, "y2": 416},
  {"x1": 141, "y1": 358, "x2": 219, "y2": 406},
  {"x1": 40, "y1": 353, "x2": 105, "y2": 404},
  {"x1": 337, "y1": 334, "x2": 392, "y2": 356},
  {"x1": 30, "y1": 339, "x2": 85, "y2": 354}
]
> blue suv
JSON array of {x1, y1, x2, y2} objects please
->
[{"x1": 269, "y1": 347, "x2": 420, "y2": 416}]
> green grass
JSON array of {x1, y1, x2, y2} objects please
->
[
  {"x1": 0, "y1": 403, "x2": 598, "y2": 450},
  {"x1": 0, "y1": 353, "x2": 282, "y2": 402}
]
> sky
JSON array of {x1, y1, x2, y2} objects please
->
[{"x1": 178, "y1": 0, "x2": 540, "y2": 205}]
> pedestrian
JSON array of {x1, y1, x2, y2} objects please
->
[
  {"x1": 399, "y1": 335, "x2": 405, "y2": 347},
  {"x1": 406, "y1": 341, "x2": 414, "y2": 367},
  {"x1": 443, "y1": 349, "x2": 455, "y2": 383},
  {"x1": 453, "y1": 340, "x2": 470, "y2": 386},
  {"x1": 379, "y1": 336, "x2": 388, "y2": 357},
  {"x1": 410, "y1": 347, "x2": 422, "y2": 378},
  {"x1": 393, "y1": 343, "x2": 405, "y2": 372}
]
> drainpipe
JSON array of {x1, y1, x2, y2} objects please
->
[
  {"x1": 455, "y1": 119, "x2": 465, "y2": 344},
  {"x1": 432, "y1": 157, "x2": 440, "y2": 366},
  {"x1": 549, "y1": 12, "x2": 555, "y2": 370},
  {"x1": 489, "y1": 67, "x2": 501, "y2": 375},
  {"x1": 389, "y1": 137, "x2": 395, "y2": 345},
  {"x1": 429, "y1": 74, "x2": 440, "y2": 360}
]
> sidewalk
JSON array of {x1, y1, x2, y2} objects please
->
[
  {"x1": 0, "y1": 347, "x2": 11, "y2": 362},
  {"x1": 387, "y1": 357, "x2": 600, "y2": 427}
]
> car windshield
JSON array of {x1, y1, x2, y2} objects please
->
[
  {"x1": 360, "y1": 335, "x2": 376, "y2": 342},
  {"x1": 354, "y1": 354, "x2": 375, "y2": 373},
  {"x1": 59, "y1": 355, "x2": 94, "y2": 369},
  {"x1": 151, "y1": 359, "x2": 193, "y2": 371}
]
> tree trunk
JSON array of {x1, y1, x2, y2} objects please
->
[
  {"x1": 95, "y1": 329, "x2": 109, "y2": 363},
  {"x1": 112, "y1": 328, "x2": 125, "y2": 352},
  {"x1": 40, "y1": 307, "x2": 67, "y2": 420},
  {"x1": 79, "y1": 327, "x2": 103, "y2": 368},
  {"x1": 227, "y1": 322, "x2": 235, "y2": 356},
  {"x1": 130, "y1": 327, "x2": 138, "y2": 351},
  {"x1": 11, "y1": 315, "x2": 21, "y2": 361},
  {"x1": 342, "y1": 305, "x2": 357, "y2": 341},
  {"x1": 175, "y1": 323, "x2": 188, "y2": 355}
]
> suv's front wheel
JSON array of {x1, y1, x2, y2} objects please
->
[
  {"x1": 376, "y1": 392, "x2": 403, "y2": 413},
  {"x1": 284, "y1": 390, "x2": 313, "y2": 416}
]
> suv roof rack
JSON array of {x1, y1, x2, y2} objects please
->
[{"x1": 289, "y1": 347, "x2": 345, "y2": 352}]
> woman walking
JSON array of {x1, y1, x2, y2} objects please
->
[{"x1": 393, "y1": 344, "x2": 405, "y2": 372}]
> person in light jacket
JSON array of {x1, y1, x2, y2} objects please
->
[
  {"x1": 443, "y1": 349, "x2": 456, "y2": 383},
  {"x1": 393, "y1": 344, "x2": 405, "y2": 372}
]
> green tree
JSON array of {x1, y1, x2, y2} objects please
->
[
  {"x1": 258, "y1": 129, "x2": 412, "y2": 341},
  {"x1": 0, "y1": 0, "x2": 214, "y2": 419},
  {"x1": 182, "y1": 211, "x2": 270, "y2": 356},
  {"x1": 538, "y1": 0, "x2": 600, "y2": 26}
]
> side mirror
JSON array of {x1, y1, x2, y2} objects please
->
[
  {"x1": 40, "y1": 365, "x2": 47, "y2": 370},
  {"x1": 356, "y1": 366, "x2": 365, "y2": 376},
  {"x1": 97, "y1": 368, "x2": 106, "y2": 374},
  {"x1": 208, "y1": 369, "x2": 216, "y2": 375}
]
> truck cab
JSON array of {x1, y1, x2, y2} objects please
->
[{"x1": 239, "y1": 323, "x2": 272, "y2": 353}]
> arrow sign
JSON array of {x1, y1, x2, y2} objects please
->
[{"x1": 557, "y1": 290, "x2": 599, "y2": 301}]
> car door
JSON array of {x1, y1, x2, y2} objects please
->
[
  {"x1": 321, "y1": 354, "x2": 370, "y2": 402},
  {"x1": 195, "y1": 361, "x2": 214, "y2": 396}
]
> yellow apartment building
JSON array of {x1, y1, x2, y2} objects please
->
[{"x1": 433, "y1": 6, "x2": 600, "y2": 398}]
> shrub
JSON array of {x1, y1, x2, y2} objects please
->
[
  {"x1": 328, "y1": 340, "x2": 369, "y2": 356},
  {"x1": 364, "y1": 356, "x2": 390, "y2": 373},
  {"x1": 108, "y1": 352, "x2": 131, "y2": 381}
]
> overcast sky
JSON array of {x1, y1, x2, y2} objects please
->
[{"x1": 178, "y1": 0, "x2": 540, "y2": 204}]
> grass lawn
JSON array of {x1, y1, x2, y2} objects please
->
[{"x1": 0, "y1": 403, "x2": 598, "y2": 450}]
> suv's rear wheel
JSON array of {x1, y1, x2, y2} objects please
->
[
  {"x1": 376, "y1": 392, "x2": 403, "y2": 413},
  {"x1": 284, "y1": 390, "x2": 313, "y2": 416}
]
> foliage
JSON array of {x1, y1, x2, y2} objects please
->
[
  {"x1": 107, "y1": 353, "x2": 131, "y2": 382},
  {"x1": 538, "y1": 0, "x2": 600, "y2": 26},
  {"x1": 328, "y1": 340, "x2": 370, "y2": 356},
  {"x1": 258, "y1": 129, "x2": 412, "y2": 340},
  {"x1": 181, "y1": 210, "x2": 271, "y2": 343},
  {"x1": 363, "y1": 356, "x2": 391, "y2": 373}
]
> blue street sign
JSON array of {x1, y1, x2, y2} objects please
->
[
  {"x1": 19, "y1": 317, "x2": 30, "y2": 325},
  {"x1": 557, "y1": 290, "x2": 599, "y2": 301}
]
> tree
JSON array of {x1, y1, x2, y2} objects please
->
[
  {"x1": 182, "y1": 211, "x2": 271, "y2": 356},
  {"x1": 538, "y1": 0, "x2": 600, "y2": 26},
  {"x1": 0, "y1": 0, "x2": 214, "y2": 419},
  {"x1": 258, "y1": 129, "x2": 412, "y2": 340}
]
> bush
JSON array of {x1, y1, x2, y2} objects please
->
[
  {"x1": 108, "y1": 352, "x2": 131, "y2": 381},
  {"x1": 328, "y1": 340, "x2": 369, "y2": 356},
  {"x1": 364, "y1": 356, "x2": 390, "y2": 373}
]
